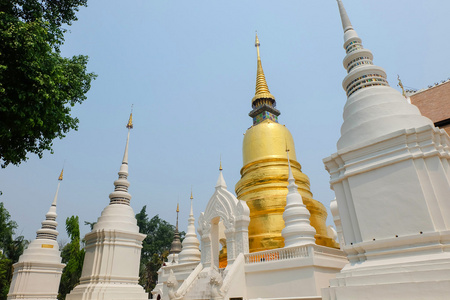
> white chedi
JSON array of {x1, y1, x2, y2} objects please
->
[
  {"x1": 178, "y1": 191, "x2": 201, "y2": 263},
  {"x1": 322, "y1": 2, "x2": 450, "y2": 300},
  {"x1": 66, "y1": 114, "x2": 148, "y2": 300},
  {"x1": 8, "y1": 171, "x2": 65, "y2": 300},
  {"x1": 281, "y1": 150, "x2": 316, "y2": 247}
]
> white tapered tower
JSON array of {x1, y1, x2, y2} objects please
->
[
  {"x1": 67, "y1": 112, "x2": 148, "y2": 300},
  {"x1": 178, "y1": 190, "x2": 201, "y2": 263},
  {"x1": 8, "y1": 169, "x2": 65, "y2": 300},
  {"x1": 322, "y1": 1, "x2": 450, "y2": 299},
  {"x1": 334, "y1": 0, "x2": 433, "y2": 150},
  {"x1": 281, "y1": 149, "x2": 316, "y2": 247}
]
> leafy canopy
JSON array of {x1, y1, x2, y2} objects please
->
[
  {"x1": 135, "y1": 206, "x2": 185, "y2": 295},
  {"x1": 0, "y1": 0, "x2": 96, "y2": 167},
  {"x1": 58, "y1": 215, "x2": 85, "y2": 300}
]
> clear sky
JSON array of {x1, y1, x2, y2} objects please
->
[{"x1": 1, "y1": 0, "x2": 450, "y2": 244}]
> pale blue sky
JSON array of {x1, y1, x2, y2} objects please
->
[{"x1": 2, "y1": 0, "x2": 450, "y2": 243}]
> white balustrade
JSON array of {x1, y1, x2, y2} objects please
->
[{"x1": 244, "y1": 245, "x2": 310, "y2": 264}]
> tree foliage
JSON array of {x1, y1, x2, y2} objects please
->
[
  {"x1": 58, "y1": 216, "x2": 85, "y2": 300},
  {"x1": 0, "y1": 203, "x2": 27, "y2": 300},
  {"x1": 0, "y1": 0, "x2": 96, "y2": 167},
  {"x1": 135, "y1": 206, "x2": 184, "y2": 296}
]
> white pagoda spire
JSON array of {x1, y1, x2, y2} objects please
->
[
  {"x1": 337, "y1": 0, "x2": 388, "y2": 97},
  {"x1": 66, "y1": 109, "x2": 148, "y2": 300},
  {"x1": 281, "y1": 149, "x2": 316, "y2": 247},
  {"x1": 8, "y1": 169, "x2": 65, "y2": 300},
  {"x1": 35, "y1": 168, "x2": 63, "y2": 241},
  {"x1": 108, "y1": 112, "x2": 133, "y2": 205},
  {"x1": 335, "y1": 0, "x2": 432, "y2": 150},
  {"x1": 178, "y1": 189, "x2": 201, "y2": 263}
]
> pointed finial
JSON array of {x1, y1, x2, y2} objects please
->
[
  {"x1": 58, "y1": 168, "x2": 64, "y2": 181},
  {"x1": 255, "y1": 31, "x2": 261, "y2": 60},
  {"x1": 219, "y1": 154, "x2": 223, "y2": 171},
  {"x1": 122, "y1": 110, "x2": 133, "y2": 165},
  {"x1": 52, "y1": 168, "x2": 63, "y2": 207},
  {"x1": 285, "y1": 137, "x2": 289, "y2": 153},
  {"x1": 286, "y1": 145, "x2": 294, "y2": 182},
  {"x1": 126, "y1": 105, "x2": 133, "y2": 129},
  {"x1": 189, "y1": 187, "x2": 194, "y2": 216},
  {"x1": 175, "y1": 202, "x2": 179, "y2": 234},
  {"x1": 397, "y1": 75, "x2": 406, "y2": 98},
  {"x1": 336, "y1": 0, "x2": 354, "y2": 33}
]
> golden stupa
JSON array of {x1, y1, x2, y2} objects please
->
[{"x1": 235, "y1": 34, "x2": 339, "y2": 252}]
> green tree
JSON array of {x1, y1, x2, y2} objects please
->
[
  {"x1": 0, "y1": 203, "x2": 27, "y2": 300},
  {"x1": 135, "y1": 206, "x2": 184, "y2": 296},
  {"x1": 0, "y1": 0, "x2": 96, "y2": 168},
  {"x1": 58, "y1": 216, "x2": 85, "y2": 300}
]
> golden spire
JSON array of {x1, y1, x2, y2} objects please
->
[
  {"x1": 252, "y1": 32, "x2": 275, "y2": 104},
  {"x1": 219, "y1": 155, "x2": 223, "y2": 171},
  {"x1": 190, "y1": 186, "x2": 193, "y2": 200},
  {"x1": 397, "y1": 75, "x2": 406, "y2": 98},
  {"x1": 126, "y1": 105, "x2": 133, "y2": 129},
  {"x1": 58, "y1": 168, "x2": 64, "y2": 181}
]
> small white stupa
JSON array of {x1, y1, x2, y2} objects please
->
[
  {"x1": 66, "y1": 111, "x2": 148, "y2": 300},
  {"x1": 8, "y1": 169, "x2": 66, "y2": 300},
  {"x1": 281, "y1": 149, "x2": 316, "y2": 247},
  {"x1": 322, "y1": 1, "x2": 450, "y2": 299},
  {"x1": 178, "y1": 190, "x2": 201, "y2": 263}
]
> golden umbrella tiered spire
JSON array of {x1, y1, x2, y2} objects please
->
[
  {"x1": 252, "y1": 33, "x2": 275, "y2": 104},
  {"x1": 249, "y1": 33, "x2": 280, "y2": 125}
]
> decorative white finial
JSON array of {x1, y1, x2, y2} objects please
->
[
  {"x1": 336, "y1": 0, "x2": 353, "y2": 33},
  {"x1": 179, "y1": 189, "x2": 201, "y2": 263},
  {"x1": 336, "y1": 0, "x2": 389, "y2": 97},
  {"x1": 281, "y1": 149, "x2": 316, "y2": 247},
  {"x1": 109, "y1": 113, "x2": 133, "y2": 205},
  {"x1": 216, "y1": 161, "x2": 227, "y2": 188},
  {"x1": 36, "y1": 169, "x2": 64, "y2": 240}
]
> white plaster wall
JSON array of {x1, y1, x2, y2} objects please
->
[
  {"x1": 245, "y1": 264, "x2": 317, "y2": 298},
  {"x1": 79, "y1": 230, "x2": 143, "y2": 283},
  {"x1": 8, "y1": 263, "x2": 63, "y2": 298},
  {"x1": 243, "y1": 250, "x2": 347, "y2": 300},
  {"x1": 346, "y1": 159, "x2": 434, "y2": 242},
  {"x1": 222, "y1": 254, "x2": 247, "y2": 299},
  {"x1": 326, "y1": 126, "x2": 450, "y2": 247}
]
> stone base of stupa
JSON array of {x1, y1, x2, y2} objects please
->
[
  {"x1": 322, "y1": 239, "x2": 450, "y2": 300},
  {"x1": 67, "y1": 205, "x2": 148, "y2": 300},
  {"x1": 66, "y1": 283, "x2": 147, "y2": 300},
  {"x1": 322, "y1": 123, "x2": 450, "y2": 300},
  {"x1": 154, "y1": 245, "x2": 347, "y2": 300},
  {"x1": 7, "y1": 239, "x2": 64, "y2": 300}
]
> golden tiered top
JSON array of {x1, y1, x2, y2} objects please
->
[{"x1": 252, "y1": 33, "x2": 275, "y2": 104}]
